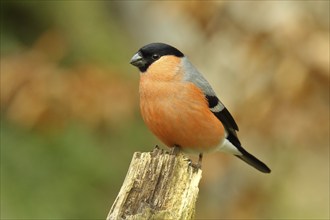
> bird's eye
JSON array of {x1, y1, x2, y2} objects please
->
[{"x1": 152, "y1": 54, "x2": 160, "y2": 60}]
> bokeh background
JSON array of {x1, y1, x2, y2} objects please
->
[{"x1": 1, "y1": 1, "x2": 329, "y2": 219}]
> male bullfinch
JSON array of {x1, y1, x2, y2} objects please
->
[{"x1": 130, "y1": 43, "x2": 271, "y2": 173}]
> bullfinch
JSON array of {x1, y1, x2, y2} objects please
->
[{"x1": 130, "y1": 43, "x2": 271, "y2": 173}]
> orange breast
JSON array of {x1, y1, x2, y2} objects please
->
[{"x1": 139, "y1": 76, "x2": 225, "y2": 153}]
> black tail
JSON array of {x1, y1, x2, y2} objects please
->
[{"x1": 235, "y1": 147, "x2": 271, "y2": 173}]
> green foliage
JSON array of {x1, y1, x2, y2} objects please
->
[{"x1": 1, "y1": 119, "x2": 154, "y2": 219}]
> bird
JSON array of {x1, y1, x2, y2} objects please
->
[{"x1": 130, "y1": 42, "x2": 271, "y2": 173}]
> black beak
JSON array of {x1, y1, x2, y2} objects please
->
[{"x1": 130, "y1": 52, "x2": 146, "y2": 68}]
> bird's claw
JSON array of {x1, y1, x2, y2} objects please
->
[
  {"x1": 170, "y1": 145, "x2": 181, "y2": 155},
  {"x1": 190, "y1": 162, "x2": 202, "y2": 170}
]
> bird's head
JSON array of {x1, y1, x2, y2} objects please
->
[{"x1": 130, "y1": 43, "x2": 184, "y2": 73}]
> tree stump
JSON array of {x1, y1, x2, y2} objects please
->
[{"x1": 107, "y1": 147, "x2": 202, "y2": 220}]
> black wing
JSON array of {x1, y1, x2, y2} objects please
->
[
  {"x1": 206, "y1": 95, "x2": 271, "y2": 173},
  {"x1": 206, "y1": 95, "x2": 240, "y2": 146}
]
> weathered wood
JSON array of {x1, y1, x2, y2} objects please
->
[{"x1": 107, "y1": 147, "x2": 202, "y2": 220}]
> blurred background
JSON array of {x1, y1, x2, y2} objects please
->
[{"x1": 1, "y1": 1, "x2": 329, "y2": 219}]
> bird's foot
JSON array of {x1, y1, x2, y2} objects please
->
[
  {"x1": 170, "y1": 145, "x2": 181, "y2": 155},
  {"x1": 189, "y1": 153, "x2": 203, "y2": 170},
  {"x1": 184, "y1": 157, "x2": 192, "y2": 164},
  {"x1": 190, "y1": 162, "x2": 201, "y2": 170}
]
